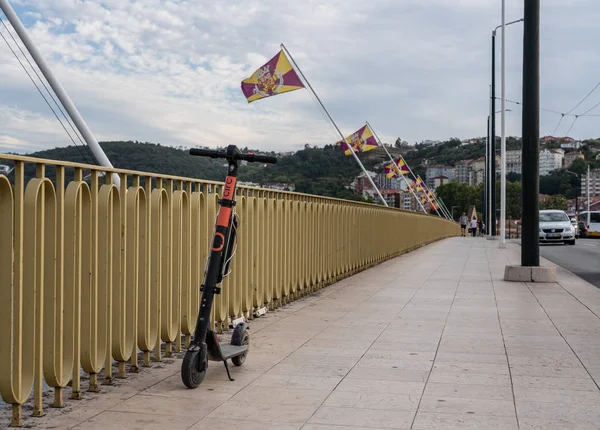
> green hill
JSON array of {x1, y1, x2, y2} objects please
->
[
  {"x1": 17, "y1": 141, "x2": 381, "y2": 201},
  {"x1": 14, "y1": 135, "x2": 597, "y2": 202}
]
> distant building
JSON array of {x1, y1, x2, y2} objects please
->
[
  {"x1": 433, "y1": 176, "x2": 451, "y2": 189},
  {"x1": 541, "y1": 136, "x2": 574, "y2": 145},
  {"x1": 378, "y1": 189, "x2": 405, "y2": 208},
  {"x1": 454, "y1": 160, "x2": 473, "y2": 185},
  {"x1": 582, "y1": 169, "x2": 600, "y2": 197},
  {"x1": 263, "y1": 183, "x2": 296, "y2": 192},
  {"x1": 469, "y1": 157, "x2": 487, "y2": 186},
  {"x1": 506, "y1": 150, "x2": 522, "y2": 175},
  {"x1": 564, "y1": 152, "x2": 584, "y2": 167},
  {"x1": 509, "y1": 149, "x2": 563, "y2": 176},
  {"x1": 278, "y1": 151, "x2": 296, "y2": 157},
  {"x1": 460, "y1": 137, "x2": 486, "y2": 146},
  {"x1": 425, "y1": 165, "x2": 454, "y2": 189},
  {"x1": 376, "y1": 173, "x2": 403, "y2": 190},
  {"x1": 353, "y1": 170, "x2": 378, "y2": 197},
  {"x1": 567, "y1": 196, "x2": 600, "y2": 216},
  {"x1": 561, "y1": 141, "x2": 583, "y2": 150},
  {"x1": 403, "y1": 192, "x2": 419, "y2": 211},
  {"x1": 539, "y1": 149, "x2": 564, "y2": 176},
  {"x1": 238, "y1": 181, "x2": 260, "y2": 187}
]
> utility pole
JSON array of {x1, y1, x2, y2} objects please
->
[
  {"x1": 521, "y1": 0, "x2": 540, "y2": 267},
  {"x1": 500, "y1": 0, "x2": 507, "y2": 245},
  {"x1": 485, "y1": 115, "x2": 489, "y2": 231},
  {"x1": 491, "y1": 29, "x2": 497, "y2": 236}
]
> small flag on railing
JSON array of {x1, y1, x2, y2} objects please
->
[
  {"x1": 385, "y1": 158, "x2": 409, "y2": 178},
  {"x1": 241, "y1": 49, "x2": 305, "y2": 103},
  {"x1": 339, "y1": 124, "x2": 379, "y2": 156}
]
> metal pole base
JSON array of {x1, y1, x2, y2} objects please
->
[{"x1": 504, "y1": 265, "x2": 556, "y2": 283}]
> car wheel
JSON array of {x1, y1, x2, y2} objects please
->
[{"x1": 567, "y1": 240, "x2": 576, "y2": 246}]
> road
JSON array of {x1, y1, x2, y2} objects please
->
[{"x1": 540, "y1": 238, "x2": 600, "y2": 288}]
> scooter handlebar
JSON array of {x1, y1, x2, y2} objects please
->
[
  {"x1": 189, "y1": 148, "x2": 277, "y2": 164},
  {"x1": 189, "y1": 148, "x2": 225, "y2": 158},
  {"x1": 241, "y1": 153, "x2": 278, "y2": 164}
]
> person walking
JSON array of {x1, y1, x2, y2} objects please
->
[
  {"x1": 459, "y1": 212, "x2": 468, "y2": 237},
  {"x1": 470, "y1": 218, "x2": 478, "y2": 237}
]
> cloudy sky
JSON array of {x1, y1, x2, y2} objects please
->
[{"x1": 1, "y1": 0, "x2": 599, "y2": 154}]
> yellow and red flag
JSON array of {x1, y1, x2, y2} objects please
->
[
  {"x1": 385, "y1": 158, "x2": 409, "y2": 178},
  {"x1": 241, "y1": 49, "x2": 305, "y2": 103},
  {"x1": 339, "y1": 124, "x2": 379, "y2": 156}
]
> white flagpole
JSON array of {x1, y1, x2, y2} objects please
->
[
  {"x1": 366, "y1": 121, "x2": 426, "y2": 213},
  {"x1": 440, "y1": 197, "x2": 453, "y2": 220},
  {"x1": 428, "y1": 185, "x2": 451, "y2": 219},
  {"x1": 435, "y1": 193, "x2": 453, "y2": 220},
  {"x1": 0, "y1": 0, "x2": 119, "y2": 186},
  {"x1": 280, "y1": 43, "x2": 388, "y2": 206},
  {"x1": 418, "y1": 176, "x2": 444, "y2": 218},
  {"x1": 418, "y1": 177, "x2": 449, "y2": 219},
  {"x1": 400, "y1": 155, "x2": 440, "y2": 216}
]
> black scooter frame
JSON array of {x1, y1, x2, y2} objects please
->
[{"x1": 182, "y1": 145, "x2": 276, "y2": 388}]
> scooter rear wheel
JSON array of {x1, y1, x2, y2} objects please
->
[
  {"x1": 181, "y1": 349, "x2": 206, "y2": 389},
  {"x1": 231, "y1": 331, "x2": 249, "y2": 367}
]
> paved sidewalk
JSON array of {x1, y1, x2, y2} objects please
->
[{"x1": 32, "y1": 237, "x2": 600, "y2": 429}]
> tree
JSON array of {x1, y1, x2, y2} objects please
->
[
  {"x1": 435, "y1": 182, "x2": 482, "y2": 219},
  {"x1": 507, "y1": 172, "x2": 521, "y2": 182},
  {"x1": 570, "y1": 157, "x2": 587, "y2": 176},
  {"x1": 540, "y1": 194, "x2": 567, "y2": 211},
  {"x1": 540, "y1": 170, "x2": 576, "y2": 197},
  {"x1": 395, "y1": 138, "x2": 402, "y2": 149},
  {"x1": 506, "y1": 181, "x2": 522, "y2": 219}
]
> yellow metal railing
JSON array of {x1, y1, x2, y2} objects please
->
[{"x1": 0, "y1": 153, "x2": 459, "y2": 426}]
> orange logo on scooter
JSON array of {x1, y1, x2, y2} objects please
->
[
  {"x1": 223, "y1": 176, "x2": 236, "y2": 199},
  {"x1": 212, "y1": 232, "x2": 225, "y2": 251}
]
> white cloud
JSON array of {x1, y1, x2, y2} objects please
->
[{"x1": 0, "y1": 0, "x2": 599, "y2": 157}]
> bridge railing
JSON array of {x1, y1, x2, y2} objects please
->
[{"x1": 0, "y1": 153, "x2": 458, "y2": 426}]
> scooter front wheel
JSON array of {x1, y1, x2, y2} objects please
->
[{"x1": 181, "y1": 348, "x2": 206, "y2": 389}]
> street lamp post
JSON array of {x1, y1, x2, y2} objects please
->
[
  {"x1": 486, "y1": 109, "x2": 511, "y2": 237},
  {"x1": 491, "y1": 17, "x2": 523, "y2": 238},
  {"x1": 451, "y1": 205, "x2": 460, "y2": 220}
]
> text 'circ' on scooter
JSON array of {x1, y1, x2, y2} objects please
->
[{"x1": 181, "y1": 145, "x2": 277, "y2": 389}]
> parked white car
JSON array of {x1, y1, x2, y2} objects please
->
[
  {"x1": 570, "y1": 217, "x2": 579, "y2": 237},
  {"x1": 539, "y1": 210, "x2": 576, "y2": 245}
]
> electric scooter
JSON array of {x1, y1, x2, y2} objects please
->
[{"x1": 181, "y1": 145, "x2": 277, "y2": 389}]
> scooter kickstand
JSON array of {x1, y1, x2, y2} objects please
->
[{"x1": 223, "y1": 360, "x2": 235, "y2": 381}]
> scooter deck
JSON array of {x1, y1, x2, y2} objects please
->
[{"x1": 208, "y1": 344, "x2": 249, "y2": 362}]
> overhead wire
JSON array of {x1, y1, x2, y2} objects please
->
[
  {"x1": 549, "y1": 80, "x2": 600, "y2": 136},
  {"x1": 564, "y1": 81, "x2": 600, "y2": 115},
  {"x1": 0, "y1": 15, "x2": 96, "y2": 164},
  {"x1": 564, "y1": 116, "x2": 579, "y2": 138},
  {"x1": 498, "y1": 96, "x2": 600, "y2": 139}
]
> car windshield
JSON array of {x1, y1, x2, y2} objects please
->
[{"x1": 539, "y1": 212, "x2": 569, "y2": 222}]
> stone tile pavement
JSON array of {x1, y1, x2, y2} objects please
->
[{"x1": 30, "y1": 237, "x2": 600, "y2": 429}]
